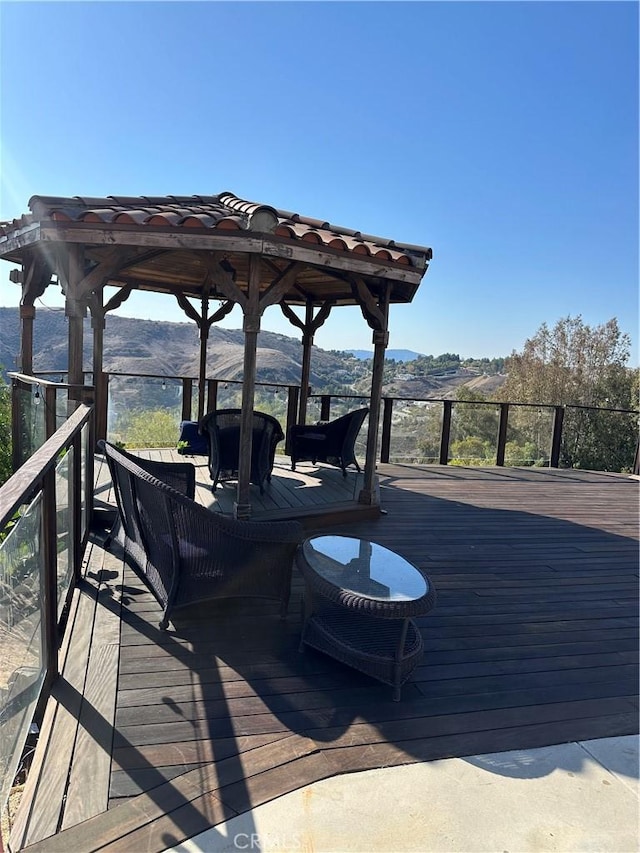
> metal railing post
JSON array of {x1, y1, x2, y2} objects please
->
[
  {"x1": 380, "y1": 397, "x2": 393, "y2": 463},
  {"x1": 496, "y1": 403, "x2": 509, "y2": 466},
  {"x1": 439, "y1": 400, "x2": 452, "y2": 465},
  {"x1": 550, "y1": 406, "x2": 565, "y2": 468}
]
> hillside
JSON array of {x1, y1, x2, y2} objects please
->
[{"x1": 0, "y1": 307, "x2": 507, "y2": 399}]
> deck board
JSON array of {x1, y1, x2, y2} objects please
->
[{"x1": 13, "y1": 463, "x2": 639, "y2": 852}]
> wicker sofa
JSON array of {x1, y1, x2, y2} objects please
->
[{"x1": 99, "y1": 440, "x2": 303, "y2": 629}]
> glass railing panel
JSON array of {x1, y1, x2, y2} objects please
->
[
  {"x1": 55, "y1": 449, "x2": 73, "y2": 618},
  {"x1": 506, "y1": 405, "x2": 555, "y2": 467},
  {"x1": 449, "y1": 401, "x2": 500, "y2": 465},
  {"x1": 560, "y1": 408, "x2": 639, "y2": 472},
  {"x1": 0, "y1": 494, "x2": 45, "y2": 814},
  {"x1": 388, "y1": 400, "x2": 443, "y2": 463},
  {"x1": 304, "y1": 397, "x2": 322, "y2": 424},
  {"x1": 13, "y1": 384, "x2": 46, "y2": 467},
  {"x1": 215, "y1": 382, "x2": 243, "y2": 410},
  {"x1": 55, "y1": 388, "x2": 70, "y2": 432},
  {"x1": 107, "y1": 376, "x2": 182, "y2": 448}
]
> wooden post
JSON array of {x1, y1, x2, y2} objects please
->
[
  {"x1": 496, "y1": 403, "x2": 509, "y2": 466},
  {"x1": 19, "y1": 305, "x2": 35, "y2": 374},
  {"x1": 359, "y1": 328, "x2": 388, "y2": 505},
  {"x1": 181, "y1": 378, "x2": 193, "y2": 422},
  {"x1": 280, "y1": 298, "x2": 331, "y2": 426},
  {"x1": 11, "y1": 379, "x2": 22, "y2": 472},
  {"x1": 206, "y1": 379, "x2": 218, "y2": 414},
  {"x1": 298, "y1": 304, "x2": 314, "y2": 424},
  {"x1": 66, "y1": 245, "x2": 86, "y2": 400},
  {"x1": 197, "y1": 296, "x2": 209, "y2": 423},
  {"x1": 380, "y1": 397, "x2": 393, "y2": 464},
  {"x1": 44, "y1": 386, "x2": 57, "y2": 439},
  {"x1": 235, "y1": 256, "x2": 262, "y2": 519},
  {"x1": 550, "y1": 406, "x2": 565, "y2": 468},
  {"x1": 91, "y1": 294, "x2": 108, "y2": 445},
  {"x1": 316, "y1": 396, "x2": 328, "y2": 422},
  {"x1": 439, "y1": 401, "x2": 452, "y2": 465},
  {"x1": 94, "y1": 372, "x2": 109, "y2": 444},
  {"x1": 285, "y1": 385, "x2": 300, "y2": 455}
]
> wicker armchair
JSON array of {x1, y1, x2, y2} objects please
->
[
  {"x1": 288, "y1": 407, "x2": 369, "y2": 477},
  {"x1": 99, "y1": 440, "x2": 303, "y2": 629},
  {"x1": 200, "y1": 409, "x2": 284, "y2": 494}
]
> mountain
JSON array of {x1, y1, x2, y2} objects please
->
[
  {"x1": 0, "y1": 307, "x2": 506, "y2": 400},
  {"x1": 0, "y1": 307, "x2": 368, "y2": 392},
  {"x1": 346, "y1": 349, "x2": 424, "y2": 362}
]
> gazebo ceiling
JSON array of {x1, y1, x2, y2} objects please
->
[{"x1": 1, "y1": 192, "x2": 432, "y2": 307}]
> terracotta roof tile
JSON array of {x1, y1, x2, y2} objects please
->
[{"x1": 0, "y1": 192, "x2": 432, "y2": 269}]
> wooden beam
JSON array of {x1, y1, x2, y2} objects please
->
[
  {"x1": 37, "y1": 224, "x2": 425, "y2": 285},
  {"x1": 22, "y1": 252, "x2": 52, "y2": 305},
  {"x1": 76, "y1": 247, "x2": 133, "y2": 299}
]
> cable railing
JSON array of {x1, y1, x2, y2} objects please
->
[{"x1": 29, "y1": 370, "x2": 640, "y2": 474}]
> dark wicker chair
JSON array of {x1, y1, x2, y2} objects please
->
[
  {"x1": 98, "y1": 440, "x2": 303, "y2": 629},
  {"x1": 200, "y1": 409, "x2": 284, "y2": 494},
  {"x1": 288, "y1": 407, "x2": 369, "y2": 477}
]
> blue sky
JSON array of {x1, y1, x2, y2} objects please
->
[{"x1": 1, "y1": 1, "x2": 638, "y2": 362}]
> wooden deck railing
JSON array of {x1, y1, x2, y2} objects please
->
[
  {"x1": 0, "y1": 403, "x2": 94, "y2": 815},
  {"x1": 30, "y1": 369, "x2": 639, "y2": 474}
]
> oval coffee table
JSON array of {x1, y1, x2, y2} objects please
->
[{"x1": 297, "y1": 535, "x2": 437, "y2": 701}]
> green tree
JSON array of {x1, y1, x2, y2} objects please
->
[
  {"x1": 113, "y1": 409, "x2": 181, "y2": 449},
  {"x1": 499, "y1": 315, "x2": 631, "y2": 407},
  {"x1": 499, "y1": 316, "x2": 637, "y2": 472}
]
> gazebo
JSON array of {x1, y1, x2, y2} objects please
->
[{"x1": 0, "y1": 192, "x2": 432, "y2": 517}]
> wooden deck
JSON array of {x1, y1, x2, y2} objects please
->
[
  {"x1": 9, "y1": 461, "x2": 639, "y2": 852},
  {"x1": 95, "y1": 451, "x2": 376, "y2": 526}
]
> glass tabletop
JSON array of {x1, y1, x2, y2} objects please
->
[{"x1": 302, "y1": 535, "x2": 428, "y2": 602}]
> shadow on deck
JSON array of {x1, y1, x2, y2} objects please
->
[{"x1": 9, "y1": 462, "x2": 639, "y2": 852}]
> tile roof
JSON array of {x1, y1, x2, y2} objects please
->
[{"x1": 0, "y1": 192, "x2": 432, "y2": 270}]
